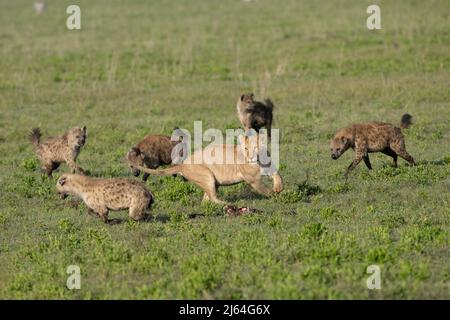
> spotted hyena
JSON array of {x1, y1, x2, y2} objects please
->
[
  {"x1": 330, "y1": 114, "x2": 416, "y2": 176},
  {"x1": 56, "y1": 173, "x2": 154, "y2": 224},
  {"x1": 236, "y1": 93, "x2": 274, "y2": 139},
  {"x1": 29, "y1": 127, "x2": 86, "y2": 178},
  {"x1": 126, "y1": 134, "x2": 182, "y2": 181}
]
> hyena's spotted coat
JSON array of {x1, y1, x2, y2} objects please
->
[
  {"x1": 29, "y1": 127, "x2": 86, "y2": 178},
  {"x1": 330, "y1": 114, "x2": 416, "y2": 176},
  {"x1": 56, "y1": 174, "x2": 154, "y2": 224}
]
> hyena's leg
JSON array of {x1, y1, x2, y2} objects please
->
[
  {"x1": 244, "y1": 121, "x2": 253, "y2": 133},
  {"x1": 390, "y1": 141, "x2": 415, "y2": 166},
  {"x1": 267, "y1": 121, "x2": 272, "y2": 141},
  {"x1": 363, "y1": 155, "x2": 372, "y2": 170},
  {"x1": 345, "y1": 141, "x2": 366, "y2": 176},
  {"x1": 129, "y1": 202, "x2": 148, "y2": 221},
  {"x1": 65, "y1": 157, "x2": 84, "y2": 174},
  {"x1": 42, "y1": 161, "x2": 59, "y2": 178},
  {"x1": 395, "y1": 150, "x2": 415, "y2": 166},
  {"x1": 142, "y1": 172, "x2": 150, "y2": 182},
  {"x1": 142, "y1": 159, "x2": 158, "y2": 181},
  {"x1": 87, "y1": 208, "x2": 99, "y2": 217},
  {"x1": 41, "y1": 164, "x2": 52, "y2": 178},
  {"x1": 381, "y1": 147, "x2": 398, "y2": 167},
  {"x1": 346, "y1": 153, "x2": 364, "y2": 176},
  {"x1": 92, "y1": 206, "x2": 111, "y2": 224},
  {"x1": 185, "y1": 166, "x2": 225, "y2": 204}
]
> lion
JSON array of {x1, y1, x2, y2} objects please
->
[{"x1": 132, "y1": 133, "x2": 283, "y2": 204}]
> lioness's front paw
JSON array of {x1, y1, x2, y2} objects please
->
[{"x1": 273, "y1": 185, "x2": 283, "y2": 193}]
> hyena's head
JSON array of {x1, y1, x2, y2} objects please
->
[
  {"x1": 238, "y1": 93, "x2": 255, "y2": 109},
  {"x1": 330, "y1": 132, "x2": 351, "y2": 160},
  {"x1": 56, "y1": 174, "x2": 75, "y2": 199},
  {"x1": 126, "y1": 147, "x2": 145, "y2": 177},
  {"x1": 68, "y1": 126, "x2": 87, "y2": 148},
  {"x1": 239, "y1": 132, "x2": 266, "y2": 164}
]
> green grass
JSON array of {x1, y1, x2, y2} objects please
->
[{"x1": 0, "y1": 0, "x2": 449, "y2": 299}]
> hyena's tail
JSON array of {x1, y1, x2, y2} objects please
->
[
  {"x1": 29, "y1": 128, "x2": 41, "y2": 146},
  {"x1": 264, "y1": 98, "x2": 275, "y2": 111},
  {"x1": 400, "y1": 114, "x2": 413, "y2": 129},
  {"x1": 136, "y1": 165, "x2": 181, "y2": 176},
  {"x1": 147, "y1": 190, "x2": 155, "y2": 208}
]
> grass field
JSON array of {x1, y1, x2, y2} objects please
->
[{"x1": 0, "y1": 0, "x2": 449, "y2": 299}]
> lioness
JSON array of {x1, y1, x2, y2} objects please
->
[{"x1": 133, "y1": 134, "x2": 283, "y2": 204}]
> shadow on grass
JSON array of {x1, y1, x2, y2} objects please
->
[
  {"x1": 416, "y1": 159, "x2": 450, "y2": 166},
  {"x1": 224, "y1": 192, "x2": 267, "y2": 203},
  {"x1": 378, "y1": 158, "x2": 449, "y2": 168},
  {"x1": 221, "y1": 184, "x2": 268, "y2": 202}
]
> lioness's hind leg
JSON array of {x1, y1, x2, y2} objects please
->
[{"x1": 184, "y1": 166, "x2": 225, "y2": 204}]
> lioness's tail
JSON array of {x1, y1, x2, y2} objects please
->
[
  {"x1": 264, "y1": 98, "x2": 274, "y2": 111},
  {"x1": 400, "y1": 114, "x2": 413, "y2": 129},
  {"x1": 136, "y1": 165, "x2": 181, "y2": 176},
  {"x1": 29, "y1": 128, "x2": 41, "y2": 146}
]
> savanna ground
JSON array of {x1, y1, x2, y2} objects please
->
[{"x1": 0, "y1": 0, "x2": 449, "y2": 299}]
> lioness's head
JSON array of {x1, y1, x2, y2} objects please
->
[
  {"x1": 239, "y1": 133, "x2": 266, "y2": 164},
  {"x1": 68, "y1": 126, "x2": 87, "y2": 148},
  {"x1": 127, "y1": 147, "x2": 145, "y2": 176}
]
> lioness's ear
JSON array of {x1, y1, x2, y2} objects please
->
[{"x1": 59, "y1": 177, "x2": 67, "y2": 186}]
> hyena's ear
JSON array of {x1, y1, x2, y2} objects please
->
[
  {"x1": 130, "y1": 147, "x2": 140, "y2": 155},
  {"x1": 341, "y1": 137, "x2": 348, "y2": 145},
  {"x1": 82, "y1": 126, "x2": 87, "y2": 132},
  {"x1": 59, "y1": 177, "x2": 67, "y2": 186},
  {"x1": 240, "y1": 94, "x2": 245, "y2": 101}
]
